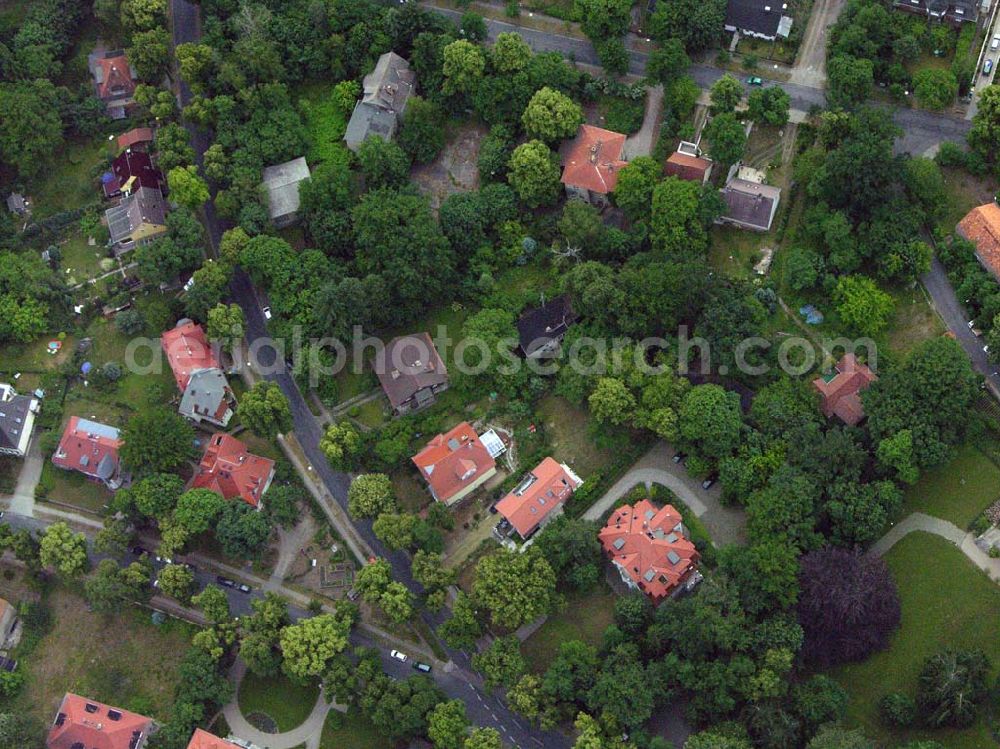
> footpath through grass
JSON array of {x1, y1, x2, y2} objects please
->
[
  {"x1": 237, "y1": 671, "x2": 319, "y2": 732},
  {"x1": 901, "y1": 444, "x2": 1000, "y2": 528},
  {"x1": 832, "y1": 532, "x2": 1000, "y2": 749}
]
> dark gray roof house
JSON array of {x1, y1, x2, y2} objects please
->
[
  {"x1": 376, "y1": 333, "x2": 449, "y2": 415},
  {"x1": 261, "y1": 157, "x2": 311, "y2": 228},
  {"x1": 516, "y1": 295, "x2": 578, "y2": 358},
  {"x1": 104, "y1": 186, "x2": 168, "y2": 254},
  {"x1": 725, "y1": 0, "x2": 793, "y2": 39},
  {"x1": 344, "y1": 52, "x2": 416, "y2": 152},
  {"x1": 719, "y1": 178, "x2": 781, "y2": 232},
  {"x1": 894, "y1": 0, "x2": 978, "y2": 23},
  {"x1": 0, "y1": 383, "x2": 39, "y2": 458}
]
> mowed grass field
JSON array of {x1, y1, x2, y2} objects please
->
[
  {"x1": 520, "y1": 586, "x2": 617, "y2": 674},
  {"x1": 901, "y1": 444, "x2": 1000, "y2": 528},
  {"x1": 238, "y1": 671, "x2": 319, "y2": 732},
  {"x1": 832, "y1": 532, "x2": 1000, "y2": 749}
]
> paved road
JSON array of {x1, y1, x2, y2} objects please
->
[
  {"x1": 169, "y1": 2, "x2": 566, "y2": 745},
  {"x1": 430, "y1": 6, "x2": 972, "y2": 155},
  {"x1": 921, "y1": 258, "x2": 1000, "y2": 393}
]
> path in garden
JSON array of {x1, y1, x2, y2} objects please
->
[
  {"x1": 582, "y1": 442, "x2": 747, "y2": 546},
  {"x1": 624, "y1": 84, "x2": 663, "y2": 159},
  {"x1": 265, "y1": 515, "x2": 317, "y2": 593},
  {"x1": 222, "y1": 659, "x2": 340, "y2": 749},
  {"x1": 5, "y1": 437, "x2": 41, "y2": 517},
  {"x1": 869, "y1": 512, "x2": 1000, "y2": 584}
]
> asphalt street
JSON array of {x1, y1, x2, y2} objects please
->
[{"x1": 169, "y1": 1, "x2": 564, "y2": 745}]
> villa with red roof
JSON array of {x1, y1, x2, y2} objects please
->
[
  {"x1": 559, "y1": 124, "x2": 628, "y2": 208},
  {"x1": 52, "y1": 416, "x2": 125, "y2": 489},
  {"x1": 599, "y1": 499, "x2": 700, "y2": 605},
  {"x1": 87, "y1": 49, "x2": 138, "y2": 119},
  {"x1": 192, "y1": 434, "x2": 275, "y2": 509},
  {"x1": 47, "y1": 693, "x2": 153, "y2": 749},
  {"x1": 161, "y1": 320, "x2": 236, "y2": 427},
  {"x1": 186, "y1": 728, "x2": 242, "y2": 749},
  {"x1": 494, "y1": 457, "x2": 583, "y2": 541},
  {"x1": 811, "y1": 353, "x2": 877, "y2": 426},
  {"x1": 412, "y1": 422, "x2": 498, "y2": 505}
]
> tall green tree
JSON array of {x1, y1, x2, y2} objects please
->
[
  {"x1": 507, "y1": 140, "x2": 562, "y2": 208},
  {"x1": 237, "y1": 381, "x2": 292, "y2": 438},
  {"x1": 121, "y1": 408, "x2": 196, "y2": 474},
  {"x1": 39, "y1": 522, "x2": 88, "y2": 577},
  {"x1": 472, "y1": 547, "x2": 558, "y2": 629}
]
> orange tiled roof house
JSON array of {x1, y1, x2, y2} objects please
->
[
  {"x1": 412, "y1": 422, "x2": 498, "y2": 506},
  {"x1": 494, "y1": 457, "x2": 583, "y2": 542},
  {"x1": 186, "y1": 728, "x2": 242, "y2": 749},
  {"x1": 192, "y1": 434, "x2": 275, "y2": 510},
  {"x1": 957, "y1": 202, "x2": 1000, "y2": 280},
  {"x1": 161, "y1": 320, "x2": 236, "y2": 428},
  {"x1": 599, "y1": 499, "x2": 701, "y2": 605},
  {"x1": 811, "y1": 353, "x2": 877, "y2": 426},
  {"x1": 47, "y1": 693, "x2": 154, "y2": 749},
  {"x1": 559, "y1": 124, "x2": 628, "y2": 208}
]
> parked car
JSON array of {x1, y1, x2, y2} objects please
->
[
  {"x1": 262, "y1": 305, "x2": 272, "y2": 320},
  {"x1": 155, "y1": 555, "x2": 173, "y2": 565},
  {"x1": 390, "y1": 649, "x2": 408, "y2": 662},
  {"x1": 701, "y1": 474, "x2": 718, "y2": 490},
  {"x1": 984, "y1": 59, "x2": 993, "y2": 76},
  {"x1": 747, "y1": 76, "x2": 763, "y2": 86},
  {"x1": 413, "y1": 662, "x2": 432, "y2": 673},
  {"x1": 672, "y1": 452, "x2": 687, "y2": 464},
  {"x1": 991, "y1": 34, "x2": 1000, "y2": 50},
  {"x1": 216, "y1": 576, "x2": 236, "y2": 588},
  {"x1": 128, "y1": 545, "x2": 147, "y2": 556},
  {"x1": 237, "y1": 583, "x2": 252, "y2": 594},
  {"x1": 347, "y1": 588, "x2": 360, "y2": 601}
]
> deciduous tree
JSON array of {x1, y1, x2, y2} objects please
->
[
  {"x1": 237, "y1": 381, "x2": 292, "y2": 438},
  {"x1": 507, "y1": 140, "x2": 561, "y2": 208},
  {"x1": 121, "y1": 408, "x2": 196, "y2": 474},
  {"x1": 473, "y1": 547, "x2": 557, "y2": 629},
  {"x1": 280, "y1": 609, "x2": 356, "y2": 683},
  {"x1": 348, "y1": 474, "x2": 397, "y2": 519},
  {"x1": 167, "y1": 165, "x2": 211, "y2": 210}
]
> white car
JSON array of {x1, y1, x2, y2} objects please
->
[
  {"x1": 262, "y1": 306, "x2": 272, "y2": 320},
  {"x1": 390, "y1": 649, "x2": 408, "y2": 662},
  {"x1": 991, "y1": 35, "x2": 1000, "y2": 51}
]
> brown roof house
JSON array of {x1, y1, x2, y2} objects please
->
[
  {"x1": 560, "y1": 124, "x2": 628, "y2": 207},
  {"x1": 344, "y1": 52, "x2": 416, "y2": 152},
  {"x1": 116, "y1": 127, "x2": 155, "y2": 152},
  {"x1": 88, "y1": 49, "x2": 138, "y2": 119},
  {"x1": 104, "y1": 186, "x2": 168, "y2": 255},
  {"x1": 957, "y1": 202, "x2": 1000, "y2": 279},
  {"x1": 719, "y1": 168, "x2": 781, "y2": 232},
  {"x1": 812, "y1": 354, "x2": 877, "y2": 426},
  {"x1": 102, "y1": 149, "x2": 165, "y2": 199},
  {"x1": 376, "y1": 333, "x2": 449, "y2": 415},
  {"x1": 516, "y1": 294, "x2": 577, "y2": 358},
  {"x1": 412, "y1": 422, "x2": 498, "y2": 505},
  {"x1": 664, "y1": 141, "x2": 713, "y2": 184},
  {"x1": 187, "y1": 729, "x2": 243, "y2": 749},
  {"x1": 52, "y1": 417, "x2": 126, "y2": 490},
  {"x1": 47, "y1": 693, "x2": 154, "y2": 749}
]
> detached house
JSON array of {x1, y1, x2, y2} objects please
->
[
  {"x1": 47, "y1": 693, "x2": 153, "y2": 749},
  {"x1": 261, "y1": 156, "x2": 311, "y2": 228},
  {"x1": 102, "y1": 149, "x2": 165, "y2": 199},
  {"x1": 412, "y1": 422, "x2": 498, "y2": 505},
  {"x1": 957, "y1": 202, "x2": 1000, "y2": 279},
  {"x1": 665, "y1": 142, "x2": 713, "y2": 184},
  {"x1": 560, "y1": 124, "x2": 628, "y2": 208},
  {"x1": 719, "y1": 177, "x2": 781, "y2": 232},
  {"x1": 724, "y1": 0, "x2": 793, "y2": 40},
  {"x1": 376, "y1": 333, "x2": 449, "y2": 415},
  {"x1": 812, "y1": 353, "x2": 877, "y2": 426},
  {"x1": 52, "y1": 416, "x2": 125, "y2": 489},
  {"x1": 116, "y1": 127, "x2": 155, "y2": 152},
  {"x1": 516, "y1": 294, "x2": 577, "y2": 359},
  {"x1": 105, "y1": 186, "x2": 168, "y2": 254},
  {"x1": 0, "y1": 383, "x2": 39, "y2": 458},
  {"x1": 192, "y1": 434, "x2": 275, "y2": 510},
  {"x1": 88, "y1": 49, "x2": 138, "y2": 119},
  {"x1": 162, "y1": 320, "x2": 236, "y2": 427},
  {"x1": 187, "y1": 729, "x2": 243, "y2": 749},
  {"x1": 599, "y1": 499, "x2": 701, "y2": 604},
  {"x1": 894, "y1": 0, "x2": 979, "y2": 23},
  {"x1": 495, "y1": 457, "x2": 583, "y2": 541},
  {"x1": 344, "y1": 51, "x2": 416, "y2": 152}
]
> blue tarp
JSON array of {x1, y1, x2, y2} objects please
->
[{"x1": 798, "y1": 304, "x2": 824, "y2": 325}]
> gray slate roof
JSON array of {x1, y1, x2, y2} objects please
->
[
  {"x1": 105, "y1": 186, "x2": 167, "y2": 245},
  {"x1": 344, "y1": 52, "x2": 415, "y2": 151},
  {"x1": 261, "y1": 156, "x2": 311, "y2": 221},
  {"x1": 0, "y1": 385, "x2": 36, "y2": 454},
  {"x1": 179, "y1": 367, "x2": 231, "y2": 424},
  {"x1": 720, "y1": 178, "x2": 781, "y2": 231}
]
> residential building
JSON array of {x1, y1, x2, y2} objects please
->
[
  {"x1": 116, "y1": 127, "x2": 155, "y2": 152},
  {"x1": 261, "y1": 156, "x2": 311, "y2": 228},
  {"x1": 6, "y1": 193, "x2": 27, "y2": 216},
  {"x1": 664, "y1": 142, "x2": 713, "y2": 184},
  {"x1": 0, "y1": 383, "x2": 39, "y2": 457},
  {"x1": 957, "y1": 202, "x2": 1000, "y2": 279},
  {"x1": 47, "y1": 693, "x2": 153, "y2": 749},
  {"x1": 51, "y1": 416, "x2": 125, "y2": 489},
  {"x1": 560, "y1": 124, "x2": 628, "y2": 207},
  {"x1": 376, "y1": 333, "x2": 449, "y2": 415},
  {"x1": 102, "y1": 149, "x2": 165, "y2": 199},
  {"x1": 812, "y1": 353, "x2": 877, "y2": 426},
  {"x1": 187, "y1": 729, "x2": 243, "y2": 749},
  {"x1": 719, "y1": 178, "x2": 781, "y2": 232},
  {"x1": 495, "y1": 457, "x2": 583, "y2": 541},
  {"x1": 192, "y1": 433, "x2": 275, "y2": 510},
  {"x1": 161, "y1": 320, "x2": 236, "y2": 427},
  {"x1": 0, "y1": 597, "x2": 17, "y2": 644},
  {"x1": 516, "y1": 294, "x2": 577, "y2": 358},
  {"x1": 894, "y1": 0, "x2": 978, "y2": 23},
  {"x1": 599, "y1": 499, "x2": 701, "y2": 604},
  {"x1": 104, "y1": 186, "x2": 168, "y2": 254},
  {"x1": 412, "y1": 422, "x2": 498, "y2": 505},
  {"x1": 724, "y1": 0, "x2": 793, "y2": 40},
  {"x1": 344, "y1": 51, "x2": 416, "y2": 151},
  {"x1": 87, "y1": 49, "x2": 138, "y2": 119}
]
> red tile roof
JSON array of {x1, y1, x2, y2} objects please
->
[
  {"x1": 560, "y1": 125, "x2": 628, "y2": 195},
  {"x1": 957, "y1": 202, "x2": 1000, "y2": 280},
  {"x1": 811, "y1": 353, "x2": 877, "y2": 426},
  {"x1": 495, "y1": 457, "x2": 582, "y2": 538},
  {"x1": 93, "y1": 53, "x2": 136, "y2": 101},
  {"x1": 104, "y1": 149, "x2": 164, "y2": 198},
  {"x1": 116, "y1": 127, "x2": 154, "y2": 151},
  {"x1": 47, "y1": 693, "x2": 153, "y2": 749},
  {"x1": 412, "y1": 422, "x2": 496, "y2": 504},
  {"x1": 192, "y1": 433, "x2": 275, "y2": 508},
  {"x1": 187, "y1": 729, "x2": 242, "y2": 749},
  {"x1": 599, "y1": 499, "x2": 699, "y2": 604},
  {"x1": 51, "y1": 416, "x2": 122, "y2": 483},
  {"x1": 664, "y1": 151, "x2": 712, "y2": 182},
  {"x1": 162, "y1": 321, "x2": 221, "y2": 392}
]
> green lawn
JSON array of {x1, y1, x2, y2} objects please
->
[
  {"x1": 709, "y1": 225, "x2": 770, "y2": 279},
  {"x1": 832, "y1": 532, "x2": 1000, "y2": 749},
  {"x1": 938, "y1": 166, "x2": 996, "y2": 235},
  {"x1": 353, "y1": 397, "x2": 388, "y2": 430},
  {"x1": 885, "y1": 284, "x2": 946, "y2": 357},
  {"x1": 536, "y1": 395, "x2": 614, "y2": 477},
  {"x1": 60, "y1": 233, "x2": 113, "y2": 284},
  {"x1": 901, "y1": 444, "x2": 1000, "y2": 528},
  {"x1": 29, "y1": 136, "x2": 107, "y2": 218},
  {"x1": 521, "y1": 587, "x2": 617, "y2": 673},
  {"x1": 319, "y1": 709, "x2": 394, "y2": 749},
  {"x1": 391, "y1": 466, "x2": 432, "y2": 514},
  {"x1": 38, "y1": 462, "x2": 113, "y2": 513},
  {"x1": 238, "y1": 671, "x2": 320, "y2": 732}
]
